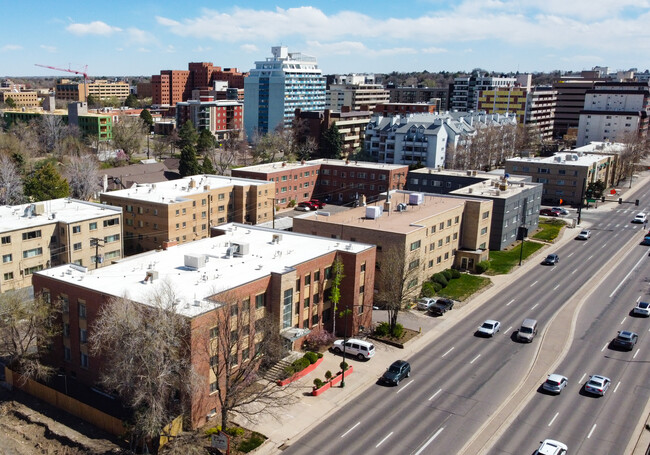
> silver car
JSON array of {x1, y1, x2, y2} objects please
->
[
  {"x1": 416, "y1": 297, "x2": 437, "y2": 310},
  {"x1": 633, "y1": 301, "x2": 650, "y2": 317},
  {"x1": 584, "y1": 374, "x2": 611, "y2": 396},
  {"x1": 477, "y1": 319, "x2": 501, "y2": 337},
  {"x1": 542, "y1": 374, "x2": 568, "y2": 394},
  {"x1": 576, "y1": 229, "x2": 591, "y2": 240}
]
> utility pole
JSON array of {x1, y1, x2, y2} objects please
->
[
  {"x1": 577, "y1": 178, "x2": 587, "y2": 225},
  {"x1": 90, "y1": 237, "x2": 104, "y2": 269}
]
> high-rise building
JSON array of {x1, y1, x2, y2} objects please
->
[
  {"x1": 525, "y1": 87, "x2": 557, "y2": 142},
  {"x1": 450, "y1": 75, "x2": 517, "y2": 112},
  {"x1": 552, "y1": 71, "x2": 608, "y2": 140},
  {"x1": 244, "y1": 46, "x2": 326, "y2": 139}
]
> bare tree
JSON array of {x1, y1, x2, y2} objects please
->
[
  {"x1": 90, "y1": 283, "x2": 201, "y2": 446},
  {"x1": 0, "y1": 288, "x2": 60, "y2": 382},
  {"x1": 38, "y1": 115, "x2": 68, "y2": 154},
  {"x1": 374, "y1": 246, "x2": 421, "y2": 330},
  {"x1": 63, "y1": 153, "x2": 101, "y2": 200},
  {"x1": 200, "y1": 293, "x2": 293, "y2": 430},
  {"x1": 0, "y1": 153, "x2": 24, "y2": 205},
  {"x1": 210, "y1": 135, "x2": 248, "y2": 174},
  {"x1": 112, "y1": 115, "x2": 147, "y2": 159},
  {"x1": 616, "y1": 131, "x2": 648, "y2": 186}
]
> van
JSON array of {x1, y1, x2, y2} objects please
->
[{"x1": 518, "y1": 318, "x2": 538, "y2": 342}]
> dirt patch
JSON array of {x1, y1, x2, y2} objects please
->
[{"x1": 369, "y1": 327, "x2": 420, "y2": 348}]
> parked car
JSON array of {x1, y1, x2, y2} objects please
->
[
  {"x1": 542, "y1": 253, "x2": 560, "y2": 265},
  {"x1": 576, "y1": 229, "x2": 591, "y2": 240},
  {"x1": 542, "y1": 374, "x2": 568, "y2": 394},
  {"x1": 477, "y1": 319, "x2": 501, "y2": 337},
  {"x1": 540, "y1": 208, "x2": 559, "y2": 217},
  {"x1": 332, "y1": 338, "x2": 375, "y2": 360},
  {"x1": 380, "y1": 360, "x2": 411, "y2": 386},
  {"x1": 632, "y1": 212, "x2": 647, "y2": 224},
  {"x1": 551, "y1": 207, "x2": 569, "y2": 216},
  {"x1": 309, "y1": 199, "x2": 325, "y2": 209},
  {"x1": 416, "y1": 297, "x2": 437, "y2": 311},
  {"x1": 611, "y1": 330, "x2": 638, "y2": 351},
  {"x1": 584, "y1": 374, "x2": 611, "y2": 396},
  {"x1": 633, "y1": 301, "x2": 650, "y2": 317},
  {"x1": 534, "y1": 439, "x2": 568, "y2": 455},
  {"x1": 295, "y1": 202, "x2": 312, "y2": 211},
  {"x1": 428, "y1": 298, "x2": 454, "y2": 316}
]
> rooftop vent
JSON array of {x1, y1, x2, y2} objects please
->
[
  {"x1": 366, "y1": 206, "x2": 382, "y2": 219},
  {"x1": 184, "y1": 254, "x2": 206, "y2": 269},
  {"x1": 409, "y1": 193, "x2": 424, "y2": 205}
]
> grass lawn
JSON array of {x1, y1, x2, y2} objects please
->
[
  {"x1": 436, "y1": 274, "x2": 492, "y2": 301},
  {"x1": 486, "y1": 241, "x2": 545, "y2": 275},
  {"x1": 532, "y1": 219, "x2": 566, "y2": 242}
]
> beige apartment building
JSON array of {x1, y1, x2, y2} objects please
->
[
  {"x1": 293, "y1": 190, "x2": 493, "y2": 293},
  {"x1": 0, "y1": 90, "x2": 39, "y2": 107},
  {"x1": 99, "y1": 175, "x2": 275, "y2": 256},
  {"x1": 0, "y1": 199, "x2": 123, "y2": 293}
]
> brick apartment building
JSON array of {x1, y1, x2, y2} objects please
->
[
  {"x1": 374, "y1": 103, "x2": 438, "y2": 116},
  {"x1": 175, "y1": 98, "x2": 243, "y2": 141},
  {"x1": 294, "y1": 108, "x2": 373, "y2": 157},
  {"x1": 99, "y1": 175, "x2": 275, "y2": 255},
  {"x1": 0, "y1": 199, "x2": 123, "y2": 293},
  {"x1": 32, "y1": 223, "x2": 375, "y2": 428},
  {"x1": 231, "y1": 159, "x2": 409, "y2": 208}
]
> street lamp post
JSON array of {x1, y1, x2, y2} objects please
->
[{"x1": 340, "y1": 307, "x2": 352, "y2": 388}]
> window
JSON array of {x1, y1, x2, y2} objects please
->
[
  {"x1": 103, "y1": 218, "x2": 119, "y2": 227},
  {"x1": 2, "y1": 253, "x2": 11, "y2": 263},
  {"x1": 89, "y1": 222, "x2": 97, "y2": 230},
  {"x1": 64, "y1": 347, "x2": 71, "y2": 362},
  {"x1": 3, "y1": 272, "x2": 14, "y2": 280},
  {"x1": 80, "y1": 329, "x2": 87, "y2": 344},
  {"x1": 360, "y1": 263, "x2": 366, "y2": 272},
  {"x1": 313, "y1": 293, "x2": 320, "y2": 304},
  {"x1": 454, "y1": 216, "x2": 459, "y2": 224},
  {"x1": 453, "y1": 232, "x2": 458, "y2": 240},
  {"x1": 408, "y1": 259, "x2": 420, "y2": 270},
  {"x1": 72, "y1": 225, "x2": 81, "y2": 234},
  {"x1": 447, "y1": 219, "x2": 452, "y2": 227},
  {"x1": 444, "y1": 252, "x2": 449, "y2": 260},
  {"x1": 79, "y1": 302, "x2": 86, "y2": 319},
  {"x1": 210, "y1": 382, "x2": 218, "y2": 393},
  {"x1": 22, "y1": 230, "x2": 41, "y2": 240},
  {"x1": 23, "y1": 247, "x2": 43, "y2": 258},
  {"x1": 325, "y1": 266, "x2": 332, "y2": 279},
  {"x1": 359, "y1": 285, "x2": 365, "y2": 294},
  {"x1": 304, "y1": 274, "x2": 311, "y2": 286},
  {"x1": 438, "y1": 239, "x2": 443, "y2": 247},
  {"x1": 230, "y1": 305, "x2": 238, "y2": 317},
  {"x1": 410, "y1": 240, "x2": 421, "y2": 251},
  {"x1": 482, "y1": 211, "x2": 490, "y2": 219},
  {"x1": 210, "y1": 326, "x2": 219, "y2": 338},
  {"x1": 80, "y1": 352, "x2": 88, "y2": 368},
  {"x1": 304, "y1": 297, "x2": 310, "y2": 308},
  {"x1": 60, "y1": 294, "x2": 69, "y2": 313},
  {"x1": 255, "y1": 293, "x2": 265, "y2": 309},
  {"x1": 104, "y1": 234, "x2": 120, "y2": 243},
  {"x1": 73, "y1": 242, "x2": 82, "y2": 251},
  {"x1": 1, "y1": 235, "x2": 10, "y2": 244},
  {"x1": 439, "y1": 222, "x2": 444, "y2": 230},
  {"x1": 481, "y1": 227, "x2": 488, "y2": 235}
]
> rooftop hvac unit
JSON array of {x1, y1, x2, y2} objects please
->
[
  {"x1": 272, "y1": 234, "x2": 283, "y2": 244},
  {"x1": 366, "y1": 206, "x2": 382, "y2": 219},
  {"x1": 232, "y1": 242, "x2": 250, "y2": 256},
  {"x1": 184, "y1": 254, "x2": 206, "y2": 269},
  {"x1": 397, "y1": 203, "x2": 407, "y2": 212},
  {"x1": 34, "y1": 203, "x2": 45, "y2": 215},
  {"x1": 409, "y1": 193, "x2": 424, "y2": 205}
]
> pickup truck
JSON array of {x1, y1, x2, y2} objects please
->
[{"x1": 428, "y1": 298, "x2": 454, "y2": 316}]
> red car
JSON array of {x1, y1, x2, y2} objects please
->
[
  {"x1": 540, "y1": 208, "x2": 559, "y2": 217},
  {"x1": 309, "y1": 199, "x2": 325, "y2": 209}
]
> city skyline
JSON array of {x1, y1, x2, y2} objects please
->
[{"x1": 1, "y1": 1, "x2": 650, "y2": 78}]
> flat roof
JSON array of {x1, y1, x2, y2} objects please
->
[
  {"x1": 0, "y1": 199, "x2": 121, "y2": 233},
  {"x1": 234, "y1": 159, "x2": 407, "y2": 174},
  {"x1": 451, "y1": 178, "x2": 540, "y2": 199},
  {"x1": 507, "y1": 152, "x2": 612, "y2": 166},
  {"x1": 99, "y1": 174, "x2": 270, "y2": 203},
  {"x1": 36, "y1": 223, "x2": 374, "y2": 317},
  {"x1": 299, "y1": 191, "x2": 467, "y2": 235}
]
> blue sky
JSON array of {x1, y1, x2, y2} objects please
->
[{"x1": 2, "y1": 1, "x2": 649, "y2": 78}]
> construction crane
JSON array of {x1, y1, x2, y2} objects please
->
[{"x1": 35, "y1": 63, "x2": 89, "y2": 101}]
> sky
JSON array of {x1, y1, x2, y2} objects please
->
[{"x1": 1, "y1": 1, "x2": 650, "y2": 78}]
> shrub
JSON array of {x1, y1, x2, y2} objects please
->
[
  {"x1": 204, "y1": 427, "x2": 221, "y2": 436},
  {"x1": 283, "y1": 365, "x2": 296, "y2": 378},
  {"x1": 421, "y1": 282, "x2": 436, "y2": 297},
  {"x1": 291, "y1": 357, "x2": 311, "y2": 372},
  {"x1": 475, "y1": 261, "x2": 490, "y2": 274},
  {"x1": 449, "y1": 268, "x2": 461, "y2": 279},
  {"x1": 313, "y1": 378, "x2": 324, "y2": 389},
  {"x1": 238, "y1": 433, "x2": 266, "y2": 453},
  {"x1": 225, "y1": 427, "x2": 245, "y2": 437},
  {"x1": 375, "y1": 321, "x2": 390, "y2": 336},
  {"x1": 391, "y1": 323, "x2": 405, "y2": 339},
  {"x1": 442, "y1": 269, "x2": 453, "y2": 281},
  {"x1": 433, "y1": 282, "x2": 443, "y2": 292},
  {"x1": 317, "y1": 352, "x2": 323, "y2": 358},
  {"x1": 304, "y1": 351, "x2": 319, "y2": 365},
  {"x1": 288, "y1": 200, "x2": 296, "y2": 207},
  {"x1": 340, "y1": 361, "x2": 349, "y2": 371},
  {"x1": 432, "y1": 273, "x2": 448, "y2": 287},
  {"x1": 325, "y1": 370, "x2": 333, "y2": 381},
  {"x1": 302, "y1": 330, "x2": 336, "y2": 351}
]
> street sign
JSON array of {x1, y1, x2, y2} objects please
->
[
  {"x1": 211, "y1": 432, "x2": 230, "y2": 454},
  {"x1": 586, "y1": 199, "x2": 597, "y2": 203}
]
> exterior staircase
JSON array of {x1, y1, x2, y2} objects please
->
[{"x1": 262, "y1": 352, "x2": 303, "y2": 382}]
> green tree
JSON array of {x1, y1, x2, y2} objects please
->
[
  {"x1": 330, "y1": 257, "x2": 344, "y2": 337},
  {"x1": 139, "y1": 109, "x2": 154, "y2": 131},
  {"x1": 197, "y1": 129, "x2": 215, "y2": 154},
  {"x1": 5, "y1": 96, "x2": 16, "y2": 108},
  {"x1": 177, "y1": 121, "x2": 199, "y2": 150},
  {"x1": 86, "y1": 94, "x2": 100, "y2": 108},
  {"x1": 124, "y1": 93, "x2": 139, "y2": 108},
  {"x1": 179, "y1": 144, "x2": 200, "y2": 177},
  {"x1": 201, "y1": 155, "x2": 215, "y2": 174},
  {"x1": 24, "y1": 161, "x2": 70, "y2": 201},
  {"x1": 320, "y1": 124, "x2": 343, "y2": 159}
]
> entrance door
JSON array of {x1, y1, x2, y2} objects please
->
[{"x1": 461, "y1": 257, "x2": 468, "y2": 270}]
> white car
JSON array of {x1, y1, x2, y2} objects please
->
[
  {"x1": 534, "y1": 439, "x2": 568, "y2": 455},
  {"x1": 332, "y1": 338, "x2": 375, "y2": 360},
  {"x1": 477, "y1": 319, "x2": 501, "y2": 337},
  {"x1": 542, "y1": 374, "x2": 568, "y2": 394},
  {"x1": 416, "y1": 297, "x2": 437, "y2": 310},
  {"x1": 632, "y1": 212, "x2": 647, "y2": 224},
  {"x1": 551, "y1": 207, "x2": 569, "y2": 216},
  {"x1": 584, "y1": 374, "x2": 611, "y2": 396},
  {"x1": 633, "y1": 301, "x2": 650, "y2": 317},
  {"x1": 576, "y1": 229, "x2": 591, "y2": 240}
]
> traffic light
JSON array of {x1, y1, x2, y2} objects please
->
[
  {"x1": 636, "y1": 199, "x2": 640, "y2": 206},
  {"x1": 601, "y1": 196, "x2": 605, "y2": 202},
  {"x1": 619, "y1": 198, "x2": 623, "y2": 204}
]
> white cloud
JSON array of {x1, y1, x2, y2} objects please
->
[
  {"x1": 193, "y1": 45, "x2": 212, "y2": 52},
  {"x1": 240, "y1": 44, "x2": 258, "y2": 53},
  {"x1": 40, "y1": 45, "x2": 57, "y2": 53},
  {"x1": 125, "y1": 28, "x2": 158, "y2": 46},
  {"x1": 66, "y1": 21, "x2": 122, "y2": 36},
  {"x1": 422, "y1": 47, "x2": 448, "y2": 54},
  {"x1": 1, "y1": 44, "x2": 22, "y2": 52}
]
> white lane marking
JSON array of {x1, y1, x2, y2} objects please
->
[
  {"x1": 634, "y1": 349, "x2": 640, "y2": 359},
  {"x1": 610, "y1": 251, "x2": 648, "y2": 298},
  {"x1": 428, "y1": 389, "x2": 442, "y2": 401},
  {"x1": 442, "y1": 347, "x2": 454, "y2": 358},
  {"x1": 470, "y1": 354, "x2": 481, "y2": 364},
  {"x1": 396, "y1": 380, "x2": 414, "y2": 394},
  {"x1": 615, "y1": 224, "x2": 621, "y2": 228},
  {"x1": 531, "y1": 303, "x2": 539, "y2": 310},
  {"x1": 601, "y1": 343, "x2": 608, "y2": 352},
  {"x1": 414, "y1": 427, "x2": 445, "y2": 455},
  {"x1": 588, "y1": 424, "x2": 597, "y2": 439},
  {"x1": 506, "y1": 299, "x2": 515, "y2": 307},
  {"x1": 621, "y1": 317, "x2": 627, "y2": 325},
  {"x1": 638, "y1": 296, "x2": 642, "y2": 303},
  {"x1": 548, "y1": 412, "x2": 559, "y2": 427},
  {"x1": 614, "y1": 382, "x2": 621, "y2": 393},
  {"x1": 553, "y1": 284, "x2": 560, "y2": 290},
  {"x1": 587, "y1": 255, "x2": 594, "y2": 261},
  {"x1": 567, "y1": 252, "x2": 575, "y2": 258},
  {"x1": 579, "y1": 373, "x2": 586, "y2": 383},
  {"x1": 376, "y1": 432, "x2": 394, "y2": 448},
  {"x1": 341, "y1": 422, "x2": 360, "y2": 438},
  {"x1": 530, "y1": 280, "x2": 539, "y2": 288},
  {"x1": 601, "y1": 243, "x2": 608, "y2": 249},
  {"x1": 571, "y1": 269, "x2": 577, "y2": 275},
  {"x1": 504, "y1": 326, "x2": 513, "y2": 334}
]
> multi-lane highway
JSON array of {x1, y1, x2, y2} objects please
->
[{"x1": 283, "y1": 184, "x2": 650, "y2": 455}]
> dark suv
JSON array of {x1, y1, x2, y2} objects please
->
[
  {"x1": 380, "y1": 360, "x2": 411, "y2": 386},
  {"x1": 611, "y1": 330, "x2": 638, "y2": 351},
  {"x1": 429, "y1": 298, "x2": 454, "y2": 316}
]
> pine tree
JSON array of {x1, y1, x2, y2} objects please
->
[
  {"x1": 320, "y1": 124, "x2": 343, "y2": 159},
  {"x1": 202, "y1": 156, "x2": 215, "y2": 174},
  {"x1": 24, "y1": 161, "x2": 70, "y2": 201},
  {"x1": 197, "y1": 129, "x2": 215, "y2": 154},
  {"x1": 177, "y1": 121, "x2": 199, "y2": 150},
  {"x1": 139, "y1": 109, "x2": 154, "y2": 131},
  {"x1": 179, "y1": 145, "x2": 200, "y2": 177}
]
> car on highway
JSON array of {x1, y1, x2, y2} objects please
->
[
  {"x1": 576, "y1": 229, "x2": 591, "y2": 240},
  {"x1": 542, "y1": 253, "x2": 559, "y2": 265},
  {"x1": 540, "y1": 208, "x2": 559, "y2": 217},
  {"x1": 632, "y1": 212, "x2": 647, "y2": 224},
  {"x1": 416, "y1": 297, "x2": 437, "y2": 311},
  {"x1": 633, "y1": 301, "x2": 650, "y2": 317},
  {"x1": 542, "y1": 374, "x2": 568, "y2": 394},
  {"x1": 295, "y1": 202, "x2": 312, "y2": 211},
  {"x1": 380, "y1": 360, "x2": 411, "y2": 386},
  {"x1": 534, "y1": 439, "x2": 568, "y2": 455},
  {"x1": 428, "y1": 298, "x2": 454, "y2": 316},
  {"x1": 584, "y1": 374, "x2": 611, "y2": 396},
  {"x1": 332, "y1": 338, "x2": 375, "y2": 360},
  {"x1": 551, "y1": 207, "x2": 570, "y2": 216},
  {"x1": 477, "y1": 319, "x2": 501, "y2": 337},
  {"x1": 611, "y1": 330, "x2": 638, "y2": 351},
  {"x1": 643, "y1": 234, "x2": 650, "y2": 246}
]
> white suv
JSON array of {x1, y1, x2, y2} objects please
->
[
  {"x1": 535, "y1": 439, "x2": 568, "y2": 455},
  {"x1": 332, "y1": 338, "x2": 375, "y2": 360}
]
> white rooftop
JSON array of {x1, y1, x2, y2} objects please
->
[
  {"x1": 507, "y1": 151, "x2": 612, "y2": 166},
  {"x1": 0, "y1": 199, "x2": 121, "y2": 233},
  {"x1": 99, "y1": 174, "x2": 270, "y2": 203},
  {"x1": 36, "y1": 223, "x2": 374, "y2": 318},
  {"x1": 235, "y1": 159, "x2": 407, "y2": 174}
]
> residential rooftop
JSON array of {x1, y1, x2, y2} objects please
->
[
  {"x1": 36, "y1": 223, "x2": 374, "y2": 317},
  {"x1": 451, "y1": 177, "x2": 541, "y2": 199},
  {"x1": 0, "y1": 199, "x2": 121, "y2": 233},
  {"x1": 506, "y1": 151, "x2": 613, "y2": 166},
  {"x1": 235, "y1": 159, "x2": 407, "y2": 174}
]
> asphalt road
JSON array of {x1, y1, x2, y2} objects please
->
[{"x1": 282, "y1": 186, "x2": 650, "y2": 455}]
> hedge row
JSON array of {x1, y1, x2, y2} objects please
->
[
  {"x1": 283, "y1": 351, "x2": 323, "y2": 378},
  {"x1": 420, "y1": 268, "x2": 461, "y2": 297}
]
